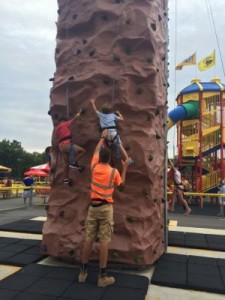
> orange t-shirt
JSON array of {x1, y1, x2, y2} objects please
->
[{"x1": 90, "y1": 155, "x2": 122, "y2": 203}]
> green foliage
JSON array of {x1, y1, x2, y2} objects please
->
[{"x1": 0, "y1": 139, "x2": 46, "y2": 179}]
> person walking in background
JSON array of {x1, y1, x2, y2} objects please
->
[
  {"x1": 78, "y1": 129, "x2": 129, "y2": 287},
  {"x1": 168, "y1": 160, "x2": 191, "y2": 215},
  {"x1": 182, "y1": 175, "x2": 192, "y2": 204},
  {"x1": 23, "y1": 175, "x2": 34, "y2": 206},
  {"x1": 217, "y1": 180, "x2": 225, "y2": 217}
]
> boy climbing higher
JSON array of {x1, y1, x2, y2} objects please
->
[
  {"x1": 55, "y1": 110, "x2": 86, "y2": 185},
  {"x1": 91, "y1": 98, "x2": 130, "y2": 164}
]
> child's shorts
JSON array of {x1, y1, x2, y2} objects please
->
[{"x1": 107, "y1": 130, "x2": 121, "y2": 144}]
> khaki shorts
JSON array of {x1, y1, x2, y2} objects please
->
[{"x1": 85, "y1": 204, "x2": 113, "y2": 242}]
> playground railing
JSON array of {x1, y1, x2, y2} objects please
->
[{"x1": 0, "y1": 185, "x2": 51, "y2": 199}]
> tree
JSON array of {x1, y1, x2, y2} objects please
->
[{"x1": 0, "y1": 139, "x2": 46, "y2": 179}]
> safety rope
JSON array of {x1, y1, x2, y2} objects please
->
[
  {"x1": 66, "y1": 0, "x2": 70, "y2": 118},
  {"x1": 206, "y1": 0, "x2": 225, "y2": 77}
]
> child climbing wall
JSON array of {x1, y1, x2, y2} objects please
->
[
  {"x1": 91, "y1": 98, "x2": 129, "y2": 163},
  {"x1": 43, "y1": 0, "x2": 168, "y2": 265}
]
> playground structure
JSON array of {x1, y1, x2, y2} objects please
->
[
  {"x1": 42, "y1": 0, "x2": 168, "y2": 266},
  {"x1": 168, "y1": 77, "x2": 225, "y2": 193}
]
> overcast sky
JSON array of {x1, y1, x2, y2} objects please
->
[{"x1": 0, "y1": 0, "x2": 225, "y2": 156}]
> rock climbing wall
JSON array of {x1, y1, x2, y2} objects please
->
[{"x1": 42, "y1": 0, "x2": 168, "y2": 265}]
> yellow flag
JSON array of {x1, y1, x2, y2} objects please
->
[
  {"x1": 175, "y1": 53, "x2": 196, "y2": 70},
  {"x1": 198, "y1": 50, "x2": 215, "y2": 71}
]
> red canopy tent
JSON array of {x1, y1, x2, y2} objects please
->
[
  {"x1": 30, "y1": 163, "x2": 50, "y2": 173},
  {"x1": 24, "y1": 169, "x2": 49, "y2": 177}
]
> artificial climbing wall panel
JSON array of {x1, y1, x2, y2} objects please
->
[{"x1": 43, "y1": 0, "x2": 168, "y2": 265}]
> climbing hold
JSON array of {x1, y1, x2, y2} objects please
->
[
  {"x1": 113, "y1": 54, "x2": 120, "y2": 62},
  {"x1": 82, "y1": 39, "x2": 87, "y2": 45},
  {"x1": 161, "y1": 225, "x2": 164, "y2": 229},
  {"x1": 45, "y1": 205, "x2": 49, "y2": 211},
  {"x1": 151, "y1": 23, "x2": 157, "y2": 31},
  {"x1": 49, "y1": 78, "x2": 54, "y2": 81},
  {"x1": 126, "y1": 215, "x2": 137, "y2": 223},
  {"x1": 68, "y1": 76, "x2": 75, "y2": 81},
  {"x1": 162, "y1": 240, "x2": 165, "y2": 244},
  {"x1": 148, "y1": 155, "x2": 153, "y2": 161},
  {"x1": 112, "y1": 252, "x2": 119, "y2": 259},
  {"x1": 117, "y1": 184, "x2": 125, "y2": 192},
  {"x1": 80, "y1": 220, "x2": 85, "y2": 227},
  {"x1": 162, "y1": 198, "x2": 165, "y2": 203},
  {"x1": 89, "y1": 50, "x2": 95, "y2": 57},
  {"x1": 156, "y1": 134, "x2": 161, "y2": 139},
  {"x1": 57, "y1": 9, "x2": 61, "y2": 15},
  {"x1": 142, "y1": 188, "x2": 149, "y2": 196},
  {"x1": 124, "y1": 144, "x2": 130, "y2": 151},
  {"x1": 153, "y1": 198, "x2": 157, "y2": 203},
  {"x1": 155, "y1": 108, "x2": 160, "y2": 116},
  {"x1": 134, "y1": 254, "x2": 142, "y2": 263},
  {"x1": 126, "y1": 18, "x2": 131, "y2": 25},
  {"x1": 153, "y1": 250, "x2": 157, "y2": 254},
  {"x1": 162, "y1": 56, "x2": 166, "y2": 61},
  {"x1": 125, "y1": 46, "x2": 131, "y2": 55},
  {"x1": 157, "y1": 68, "x2": 159, "y2": 72},
  {"x1": 68, "y1": 249, "x2": 75, "y2": 256},
  {"x1": 102, "y1": 14, "x2": 108, "y2": 21},
  {"x1": 158, "y1": 15, "x2": 162, "y2": 22},
  {"x1": 136, "y1": 88, "x2": 143, "y2": 95},
  {"x1": 59, "y1": 210, "x2": 64, "y2": 217},
  {"x1": 50, "y1": 167, "x2": 55, "y2": 175},
  {"x1": 103, "y1": 79, "x2": 110, "y2": 85},
  {"x1": 55, "y1": 48, "x2": 60, "y2": 54},
  {"x1": 146, "y1": 56, "x2": 153, "y2": 63},
  {"x1": 77, "y1": 49, "x2": 81, "y2": 55}
]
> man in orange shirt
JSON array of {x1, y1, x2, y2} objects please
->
[{"x1": 78, "y1": 129, "x2": 129, "y2": 287}]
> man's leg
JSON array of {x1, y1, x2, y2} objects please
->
[
  {"x1": 81, "y1": 240, "x2": 93, "y2": 265},
  {"x1": 97, "y1": 205, "x2": 115, "y2": 287},
  {"x1": 99, "y1": 241, "x2": 109, "y2": 269}
]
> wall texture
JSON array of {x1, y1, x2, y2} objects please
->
[{"x1": 42, "y1": 0, "x2": 168, "y2": 266}]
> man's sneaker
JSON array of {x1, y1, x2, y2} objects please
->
[
  {"x1": 97, "y1": 275, "x2": 115, "y2": 287},
  {"x1": 78, "y1": 271, "x2": 87, "y2": 283},
  {"x1": 69, "y1": 162, "x2": 85, "y2": 172}
]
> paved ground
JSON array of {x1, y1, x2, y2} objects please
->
[
  {"x1": 0, "y1": 196, "x2": 46, "y2": 225},
  {"x1": 0, "y1": 196, "x2": 225, "y2": 230},
  {"x1": 0, "y1": 196, "x2": 225, "y2": 299}
]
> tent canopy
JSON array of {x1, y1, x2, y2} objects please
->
[
  {"x1": 0, "y1": 165, "x2": 12, "y2": 172},
  {"x1": 30, "y1": 163, "x2": 50, "y2": 173},
  {"x1": 24, "y1": 169, "x2": 49, "y2": 177}
]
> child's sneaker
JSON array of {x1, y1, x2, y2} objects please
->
[
  {"x1": 97, "y1": 275, "x2": 115, "y2": 287},
  {"x1": 129, "y1": 158, "x2": 135, "y2": 166},
  {"x1": 78, "y1": 271, "x2": 87, "y2": 283},
  {"x1": 63, "y1": 178, "x2": 72, "y2": 186},
  {"x1": 69, "y1": 162, "x2": 85, "y2": 172}
]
